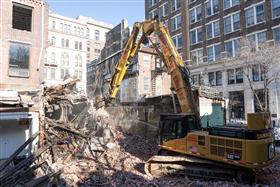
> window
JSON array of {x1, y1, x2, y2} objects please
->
[
  {"x1": 61, "y1": 38, "x2": 65, "y2": 47},
  {"x1": 229, "y1": 91, "x2": 245, "y2": 119},
  {"x1": 171, "y1": 0, "x2": 181, "y2": 12},
  {"x1": 192, "y1": 74, "x2": 201, "y2": 85},
  {"x1": 60, "y1": 23, "x2": 63, "y2": 30},
  {"x1": 252, "y1": 65, "x2": 260, "y2": 81},
  {"x1": 75, "y1": 55, "x2": 82, "y2": 67},
  {"x1": 207, "y1": 43, "x2": 221, "y2": 62},
  {"x1": 12, "y1": 3, "x2": 32, "y2": 31},
  {"x1": 159, "y1": 2, "x2": 169, "y2": 18},
  {"x1": 208, "y1": 71, "x2": 222, "y2": 86},
  {"x1": 50, "y1": 52, "x2": 56, "y2": 64},
  {"x1": 190, "y1": 27, "x2": 203, "y2": 45},
  {"x1": 66, "y1": 39, "x2": 69, "y2": 48},
  {"x1": 61, "y1": 53, "x2": 69, "y2": 66},
  {"x1": 9, "y1": 42, "x2": 30, "y2": 77},
  {"x1": 191, "y1": 49, "x2": 203, "y2": 64},
  {"x1": 95, "y1": 30, "x2": 100, "y2": 41},
  {"x1": 247, "y1": 31, "x2": 267, "y2": 48},
  {"x1": 206, "y1": 0, "x2": 219, "y2": 17},
  {"x1": 50, "y1": 68, "x2": 56, "y2": 80},
  {"x1": 236, "y1": 68, "x2": 243, "y2": 83},
  {"x1": 52, "y1": 21, "x2": 56, "y2": 29},
  {"x1": 171, "y1": 14, "x2": 181, "y2": 31},
  {"x1": 60, "y1": 69, "x2": 69, "y2": 80},
  {"x1": 74, "y1": 70, "x2": 83, "y2": 80},
  {"x1": 149, "y1": 0, "x2": 157, "y2": 7},
  {"x1": 144, "y1": 77, "x2": 150, "y2": 91},
  {"x1": 155, "y1": 57, "x2": 162, "y2": 69},
  {"x1": 227, "y1": 69, "x2": 235, "y2": 84},
  {"x1": 172, "y1": 34, "x2": 182, "y2": 48},
  {"x1": 227, "y1": 68, "x2": 243, "y2": 84},
  {"x1": 149, "y1": 8, "x2": 157, "y2": 19},
  {"x1": 206, "y1": 20, "x2": 220, "y2": 39},
  {"x1": 224, "y1": 12, "x2": 240, "y2": 33},
  {"x1": 190, "y1": 5, "x2": 202, "y2": 23},
  {"x1": 216, "y1": 71, "x2": 222, "y2": 86},
  {"x1": 245, "y1": 3, "x2": 265, "y2": 27},
  {"x1": 254, "y1": 89, "x2": 265, "y2": 112},
  {"x1": 272, "y1": 0, "x2": 280, "y2": 18},
  {"x1": 87, "y1": 28, "x2": 90, "y2": 38},
  {"x1": 208, "y1": 72, "x2": 215, "y2": 86},
  {"x1": 143, "y1": 54, "x2": 150, "y2": 67},
  {"x1": 225, "y1": 38, "x2": 240, "y2": 57},
  {"x1": 75, "y1": 41, "x2": 78, "y2": 49},
  {"x1": 273, "y1": 27, "x2": 280, "y2": 45},
  {"x1": 79, "y1": 42, "x2": 83, "y2": 50},
  {"x1": 51, "y1": 37, "x2": 56, "y2": 46},
  {"x1": 224, "y1": 0, "x2": 240, "y2": 10}
]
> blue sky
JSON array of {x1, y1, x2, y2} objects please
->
[{"x1": 47, "y1": 0, "x2": 145, "y2": 26}]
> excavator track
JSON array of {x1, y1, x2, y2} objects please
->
[{"x1": 144, "y1": 155, "x2": 256, "y2": 185}]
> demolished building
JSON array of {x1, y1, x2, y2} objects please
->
[{"x1": 0, "y1": 0, "x2": 48, "y2": 160}]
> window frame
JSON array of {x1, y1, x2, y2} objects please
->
[
  {"x1": 206, "y1": 19, "x2": 220, "y2": 40},
  {"x1": 224, "y1": 11, "x2": 241, "y2": 34},
  {"x1": 245, "y1": 1, "x2": 265, "y2": 28},
  {"x1": 170, "y1": 14, "x2": 182, "y2": 32}
]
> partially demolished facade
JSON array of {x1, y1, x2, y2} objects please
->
[{"x1": 0, "y1": 0, "x2": 48, "y2": 160}]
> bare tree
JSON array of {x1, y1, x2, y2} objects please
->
[{"x1": 234, "y1": 38, "x2": 280, "y2": 112}]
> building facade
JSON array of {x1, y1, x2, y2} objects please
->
[
  {"x1": 145, "y1": 0, "x2": 280, "y2": 126},
  {"x1": 188, "y1": 0, "x2": 280, "y2": 125},
  {"x1": 44, "y1": 13, "x2": 88, "y2": 92},
  {"x1": 77, "y1": 16, "x2": 113, "y2": 63},
  {"x1": 45, "y1": 13, "x2": 113, "y2": 93},
  {"x1": 0, "y1": 0, "x2": 48, "y2": 159},
  {"x1": 0, "y1": 0, "x2": 48, "y2": 91},
  {"x1": 89, "y1": 19, "x2": 130, "y2": 98},
  {"x1": 120, "y1": 47, "x2": 171, "y2": 103}
]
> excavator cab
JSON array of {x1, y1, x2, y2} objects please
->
[{"x1": 159, "y1": 113, "x2": 199, "y2": 143}]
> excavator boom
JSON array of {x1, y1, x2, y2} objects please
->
[{"x1": 109, "y1": 20, "x2": 198, "y2": 116}]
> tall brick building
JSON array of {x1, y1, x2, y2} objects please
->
[
  {"x1": 0, "y1": 0, "x2": 48, "y2": 91},
  {"x1": 145, "y1": 0, "x2": 280, "y2": 126}
]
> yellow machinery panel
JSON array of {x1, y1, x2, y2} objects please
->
[{"x1": 247, "y1": 112, "x2": 270, "y2": 130}]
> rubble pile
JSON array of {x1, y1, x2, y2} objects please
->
[
  {"x1": 1, "y1": 78, "x2": 280, "y2": 186},
  {"x1": 0, "y1": 133, "x2": 61, "y2": 187}
]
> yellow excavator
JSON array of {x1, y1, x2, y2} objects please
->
[{"x1": 106, "y1": 20, "x2": 275, "y2": 184}]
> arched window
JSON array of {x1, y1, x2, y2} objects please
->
[
  {"x1": 52, "y1": 21, "x2": 56, "y2": 29},
  {"x1": 61, "y1": 38, "x2": 65, "y2": 47},
  {"x1": 86, "y1": 28, "x2": 90, "y2": 37},
  {"x1": 75, "y1": 54, "x2": 82, "y2": 67},
  {"x1": 78, "y1": 55, "x2": 82, "y2": 67},
  {"x1": 51, "y1": 36, "x2": 56, "y2": 45},
  {"x1": 61, "y1": 52, "x2": 69, "y2": 66}
]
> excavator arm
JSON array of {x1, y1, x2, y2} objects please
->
[{"x1": 109, "y1": 20, "x2": 198, "y2": 116}]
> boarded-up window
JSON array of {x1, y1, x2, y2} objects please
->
[{"x1": 12, "y1": 3, "x2": 32, "y2": 31}]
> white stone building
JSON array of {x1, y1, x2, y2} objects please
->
[
  {"x1": 77, "y1": 16, "x2": 113, "y2": 63},
  {"x1": 44, "y1": 13, "x2": 87, "y2": 92}
]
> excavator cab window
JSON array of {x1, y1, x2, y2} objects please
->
[{"x1": 159, "y1": 114, "x2": 198, "y2": 143}]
